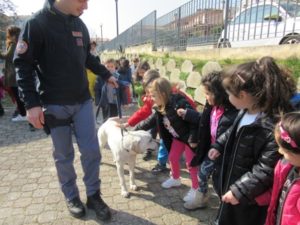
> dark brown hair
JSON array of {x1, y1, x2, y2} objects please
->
[
  {"x1": 142, "y1": 69, "x2": 160, "y2": 89},
  {"x1": 201, "y1": 71, "x2": 231, "y2": 107},
  {"x1": 222, "y1": 56, "x2": 293, "y2": 116},
  {"x1": 6, "y1": 26, "x2": 21, "y2": 45},
  {"x1": 275, "y1": 112, "x2": 300, "y2": 154},
  {"x1": 134, "y1": 61, "x2": 150, "y2": 82}
]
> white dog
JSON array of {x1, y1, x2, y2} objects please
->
[{"x1": 98, "y1": 117, "x2": 158, "y2": 197}]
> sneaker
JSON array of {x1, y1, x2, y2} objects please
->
[
  {"x1": 12, "y1": 114, "x2": 27, "y2": 122},
  {"x1": 183, "y1": 188, "x2": 198, "y2": 202},
  {"x1": 142, "y1": 150, "x2": 152, "y2": 161},
  {"x1": 66, "y1": 196, "x2": 86, "y2": 218},
  {"x1": 183, "y1": 191, "x2": 209, "y2": 210},
  {"x1": 161, "y1": 177, "x2": 181, "y2": 189},
  {"x1": 151, "y1": 163, "x2": 168, "y2": 174},
  {"x1": 12, "y1": 110, "x2": 19, "y2": 118},
  {"x1": 86, "y1": 190, "x2": 111, "y2": 221}
]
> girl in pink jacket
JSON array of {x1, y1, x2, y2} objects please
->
[{"x1": 265, "y1": 112, "x2": 300, "y2": 225}]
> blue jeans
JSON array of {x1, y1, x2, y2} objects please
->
[
  {"x1": 157, "y1": 139, "x2": 168, "y2": 166},
  {"x1": 44, "y1": 99, "x2": 101, "y2": 200},
  {"x1": 199, "y1": 156, "x2": 215, "y2": 194}
]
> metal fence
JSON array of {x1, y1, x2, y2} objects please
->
[
  {"x1": 103, "y1": 0, "x2": 300, "y2": 51},
  {"x1": 103, "y1": 11, "x2": 156, "y2": 51}
]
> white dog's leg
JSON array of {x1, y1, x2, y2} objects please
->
[
  {"x1": 128, "y1": 156, "x2": 138, "y2": 191},
  {"x1": 116, "y1": 161, "x2": 129, "y2": 198}
]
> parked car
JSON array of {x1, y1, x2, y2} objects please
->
[{"x1": 218, "y1": 1, "x2": 300, "y2": 48}]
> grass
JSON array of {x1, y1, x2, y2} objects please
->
[{"x1": 140, "y1": 54, "x2": 300, "y2": 82}]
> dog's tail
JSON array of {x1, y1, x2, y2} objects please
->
[{"x1": 97, "y1": 125, "x2": 107, "y2": 150}]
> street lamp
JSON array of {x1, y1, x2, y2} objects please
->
[
  {"x1": 115, "y1": 0, "x2": 119, "y2": 37},
  {"x1": 100, "y1": 24, "x2": 104, "y2": 51}
]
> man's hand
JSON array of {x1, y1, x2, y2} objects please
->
[
  {"x1": 27, "y1": 106, "x2": 44, "y2": 129},
  {"x1": 208, "y1": 148, "x2": 221, "y2": 160},
  {"x1": 222, "y1": 191, "x2": 239, "y2": 205},
  {"x1": 107, "y1": 76, "x2": 118, "y2": 88}
]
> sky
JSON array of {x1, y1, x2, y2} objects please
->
[{"x1": 10, "y1": 0, "x2": 189, "y2": 40}]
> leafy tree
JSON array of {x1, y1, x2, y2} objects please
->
[{"x1": 0, "y1": 0, "x2": 16, "y2": 14}]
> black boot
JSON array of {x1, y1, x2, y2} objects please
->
[
  {"x1": 66, "y1": 196, "x2": 86, "y2": 218},
  {"x1": 151, "y1": 163, "x2": 168, "y2": 174},
  {"x1": 0, "y1": 102, "x2": 4, "y2": 117},
  {"x1": 87, "y1": 190, "x2": 111, "y2": 221}
]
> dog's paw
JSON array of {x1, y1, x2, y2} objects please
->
[
  {"x1": 130, "y1": 184, "x2": 138, "y2": 191},
  {"x1": 121, "y1": 190, "x2": 130, "y2": 198}
]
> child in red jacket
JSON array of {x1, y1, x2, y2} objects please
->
[{"x1": 264, "y1": 112, "x2": 300, "y2": 225}]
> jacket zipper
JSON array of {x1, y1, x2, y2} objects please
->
[{"x1": 216, "y1": 127, "x2": 245, "y2": 222}]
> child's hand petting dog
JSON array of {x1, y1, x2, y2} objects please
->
[{"x1": 116, "y1": 122, "x2": 129, "y2": 129}]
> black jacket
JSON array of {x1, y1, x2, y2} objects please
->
[
  {"x1": 134, "y1": 94, "x2": 198, "y2": 152},
  {"x1": 14, "y1": 0, "x2": 111, "y2": 109},
  {"x1": 183, "y1": 102, "x2": 238, "y2": 167},
  {"x1": 213, "y1": 110, "x2": 281, "y2": 225}
]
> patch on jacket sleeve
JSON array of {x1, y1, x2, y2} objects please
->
[{"x1": 16, "y1": 40, "x2": 28, "y2": 54}]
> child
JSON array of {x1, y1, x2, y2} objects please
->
[
  {"x1": 98, "y1": 59, "x2": 120, "y2": 122},
  {"x1": 177, "y1": 70, "x2": 239, "y2": 209},
  {"x1": 119, "y1": 69, "x2": 161, "y2": 161},
  {"x1": 135, "y1": 77, "x2": 199, "y2": 202},
  {"x1": 264, "y1": 112, "x2": 300, "y2": 225},
  {"x1": 133, "y1": 61, "x2": 150, "y2": 107},
  {"x1": 118, "y1": 59, "x2": 132, "y2": 105},
  {"x1": 0, "y1": 26, "x2": 27, "y2": 122},
  {"x1": 208, "y1": 56, "x2": 294, "y2": 225}
]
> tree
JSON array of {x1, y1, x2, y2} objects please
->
[{"x1": 0, "y1": 0, "x2": 16, "y2": 15}]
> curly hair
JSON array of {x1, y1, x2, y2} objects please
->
[{"x1": 201, "y1": 71, "x2": 231, "y2": 107}]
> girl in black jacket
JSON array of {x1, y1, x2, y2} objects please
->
[
  {"x1": 135, "y1": 77, "x2": 199, "y2": 204},
  {"x1": 177, "y1": 70, "x2": 238, "y2": 210},
  {"x1": 208, "y1": 56, "x2": 294, "y2": 225}
]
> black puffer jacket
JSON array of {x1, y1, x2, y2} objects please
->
[
  {"x1": 14, "y1": 0, "x2": 111, "y2": 109},
  {"x1": 212, "y1": 110, "x2": 281, "y2": 225},
  {"x1": 134, "y1": 93, "x2": 198, "y2": 152},
  {"x1": 183, "y1": 102, "x2": 238, "y2": 167}
]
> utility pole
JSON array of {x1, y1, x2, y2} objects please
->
[
  {"x1": 115, "y1": 0, "x2": 119, "y2": 37},
  {"x1": 100, "y1": 24, "x2": 104, "y2": 51}
]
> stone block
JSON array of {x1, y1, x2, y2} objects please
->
[
  {"x1": 186, "y1": 71, "x2": 201, "y2": 88},
  {"x1": 166, "y1": 59, "x2": 176, "y2": 72},
  {"x1": 157, "y1": 66, "x2": 166, "y2": 77},
  {"x1": 148, "y1": 58, "x2": 154, "y2": 65},
  {"x1": 194, "y1": 86, "x2": 206, "y2": 105},
  {"x1": 175, "y1": 80, "x2": 187, "y2": 92},
  {"x1": 201, "y1": 61, "x2": 222, "y2": 77},
  {"x1": 181, "y1": 60, "x2": 193, "y2": 73},
  {"x1": 169, "y1": 69, "x2": 181, "y2": 83},
  {"x1": 155, "y1": 58, "x2": 163, "y2": 69}
]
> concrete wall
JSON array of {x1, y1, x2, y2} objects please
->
[{"x1": 119, "y1": 43, "x2": 300, "y2": 61}]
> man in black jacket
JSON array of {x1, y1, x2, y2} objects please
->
[{"x1": 14, "y1": 0, "x2": 117, "y2": 221}]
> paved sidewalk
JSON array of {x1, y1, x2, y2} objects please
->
[{"x1": 0, "y1": 105, "x2": 218, "y2": 225}]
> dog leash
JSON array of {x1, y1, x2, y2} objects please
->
[{"x1": 115, "y1": 87, "x2": 124, "y2": 136}]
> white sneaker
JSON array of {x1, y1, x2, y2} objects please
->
[
  {"x1": 161, "y1": 177, "x2": 181, "y2": 189},
  {"x1": 183, "y1": 188, "x2": 198, "y2": 202},
  {"x1": 12, "y1": 114, "x2": 27, "y2": 122},
  {"x1": 183, "y1": 191, "x2": 209, "y2": 210}
]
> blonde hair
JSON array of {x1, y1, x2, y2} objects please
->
[{"x1": 151, "y1": 77, "x2": 172, "y2": 114}]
